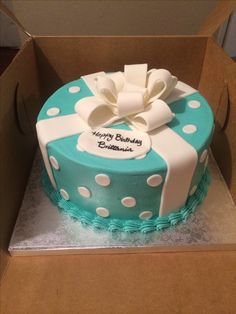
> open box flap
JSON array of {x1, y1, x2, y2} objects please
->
[
  {"x1": 1, "y1": 1, "x2": 236, "y2": 39},
  {"x1": 0, "y1": 2, "x2": 31, "y2": 38},
  {"x1": 0, "y1": 39, "x2": 42, "y2": 279},
  {"x1": 198, "y1": 1, "x2": 236, "y2": 36},
  {"x1": 195, "y1": 0, "x2": 236, "y2": 207},
  {"x1": 199, "y1": 38, "x2": 236, "y2": 202}
]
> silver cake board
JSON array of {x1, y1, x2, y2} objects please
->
[{"x1": 9, "y1": 150, "x2": 236, "y2": 256}]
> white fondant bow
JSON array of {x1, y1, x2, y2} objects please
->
[{"x1": 75, "y1": 64, "x2": 177, "y2": 132}]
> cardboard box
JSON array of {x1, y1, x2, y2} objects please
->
[{"x1": 1, "y1": 2, "x2": 236, "y2": 313}]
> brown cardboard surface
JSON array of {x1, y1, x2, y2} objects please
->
[
  {"x1": 198, "y1": 0, "x2": 236, "y2": 36},
  {"x1": 1, "y1": 252, "x2": 236, "y2": 314},
  {"x1": 0, "y1": 48, "x2": 19, "y2": 74},
  {"x1": 199, "y1": 38, "x2": 236, "y2": 202},
  {"x1": 0, "y1": 39, "x2": 41, "y2": 279},
  {"x1": 0, "y1": 1, "x2": 30, "y2": 38},
  {"x1": 1, "y1": 2, "x2": 236, "y2": 313},
  {"x1": 34, "y1": 36, "x2": 207, "y2": 101}
]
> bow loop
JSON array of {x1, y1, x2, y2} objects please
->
[
  {"x1": 123, "y1": 82, "x2": 147, "y2": 98},
  {"x1": 95, "y1": 76, "x2": 117, "y2": 105},
  {"x1": 131, "y1": 99, "x2": 175, "y2": 132},
  {"x1": 147, "y1": 69, "x2": 177, "y2": 104},
  {"x1": 75, "y1": 96, "x2": 117, "y2": 128},
  {"x1": 107, "y1": 71, "x2": 125, "y2": 91},
  {"x1": 117, "y1": 92, "x2": 144, "y2": 117}
]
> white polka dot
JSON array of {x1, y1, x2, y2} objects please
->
[
  {"x1": 147, "y1": 174, "x2": 163, "y2": 187},
  {"x1": 76, "y1": 144, "x2": 84, "y2": 152},
  {"x1": 96, "y1": 207, "x2": 110, "y2": 218},
  {"x1": 200, "y1": 149, "x2": 208, "y2": 163},
  {"x1": 189, "y1": 185, "x2": 197, "y2": 196},
  {"x1": 68, "y1": 86, "x2": 80, "y2": 93},
  {"x1": 95, "y1": 174, "x2": 110, "y2": 187},
  {"x1": 49, "y1": 156, "x2": 60, "y2": 170},
  {"x1": 47, "y1": 107, "x2": 60, "y2": 116},
  {"x1": 78, "y1": 187, "x2": 91, "y2": 198},
  {"x1": 121, "y1": 197, "x2": 136, "y2": 208},
  {"x1": 135, "y1": 154, "x2": 146, "y2": 159},
  {"x1": 182, "y1": 124, "x2": 197, "y2": 134},
  {"x1": 188, "y1": 100, "x2": 201, "y2": 109},
  {"x1": 139, "y1": 211, "x2": 153, "y2": 220},
  {"x1": 60, "y1": 189, "x2": 69, "y2": 200}
]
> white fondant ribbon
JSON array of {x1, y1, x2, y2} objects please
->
[
  {"x1": 75, "y1": 64, "x2": 177, "y2": 132},
  {"x1": 36, "y1": 114, "x2": 90, "y2": 189}
]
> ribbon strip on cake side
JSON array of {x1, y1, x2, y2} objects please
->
[{"x1": 36, "y1": 64, "x2": 198, "y2": 217}]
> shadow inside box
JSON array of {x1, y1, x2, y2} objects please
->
[
  {"x1": 212, "y1": 121, "x2": 233, "y2": 187},
  {"x1": 0, "y1": 47, "x2": 19, "y2": 75}
]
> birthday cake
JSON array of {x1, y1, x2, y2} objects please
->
[{"x1": 36, "y1": 64, "x2": 214, "y2": 233}]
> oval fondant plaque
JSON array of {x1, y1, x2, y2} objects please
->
[{"x1": 77, "y1": 127, "x2": 151, "y2": 159}]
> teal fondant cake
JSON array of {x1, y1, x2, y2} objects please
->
[{"x1": 36, "y1": 64, "x2": 214, "y2": 233}]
